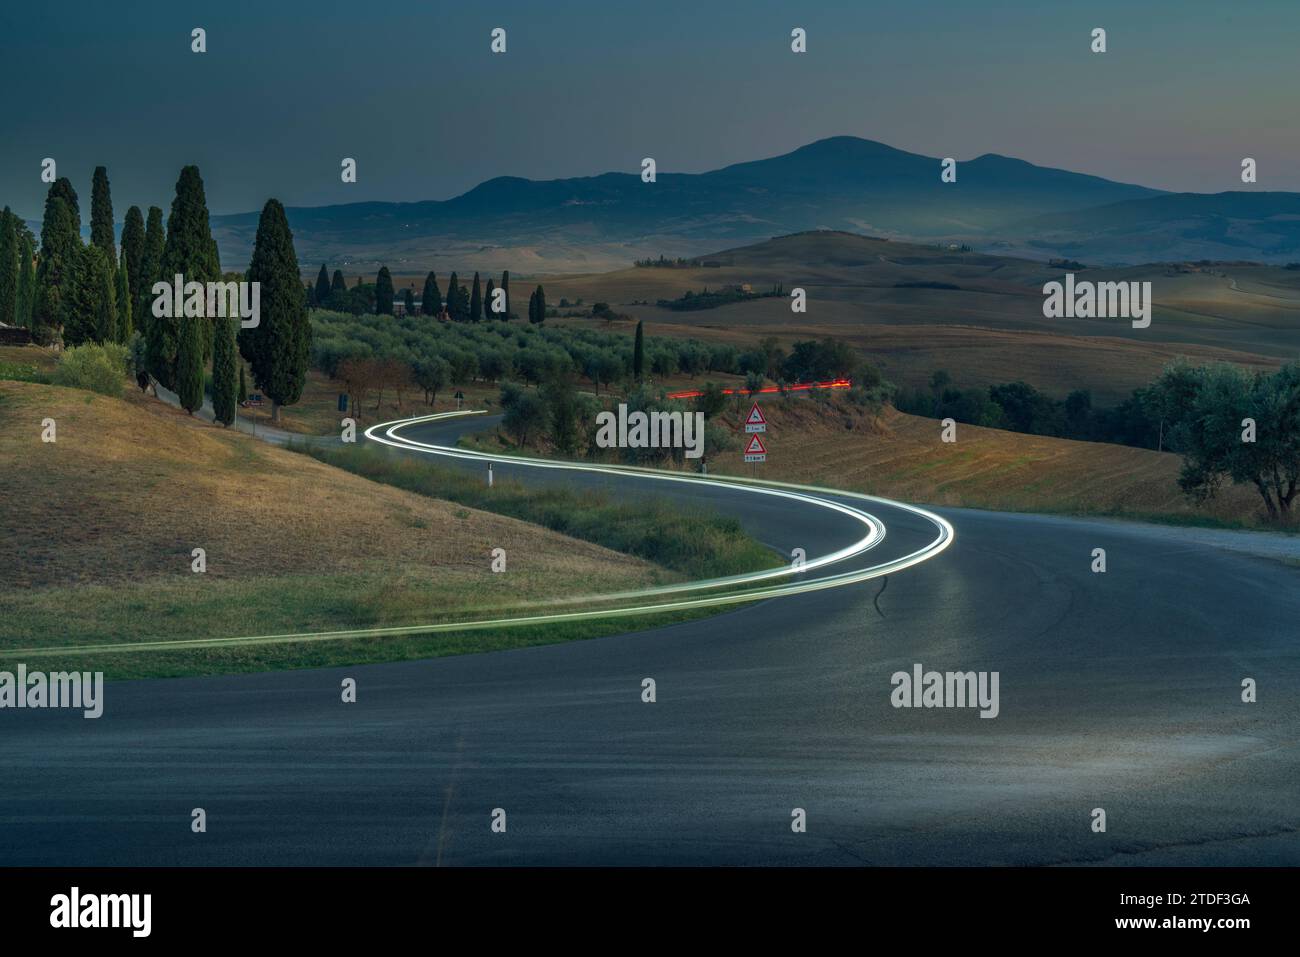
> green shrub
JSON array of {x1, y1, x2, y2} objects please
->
[{"x1": 53, "y1": 342, "x2": 131, "y2": 397}]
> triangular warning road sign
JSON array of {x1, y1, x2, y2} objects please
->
[
  {"x1": 744, "y1": 434, "x2": 767, "y2": 455},
  {"x1": 745, "y1": 403, "x2": 766, "y2": 426}
]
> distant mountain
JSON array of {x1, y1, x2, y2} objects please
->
[{"x1": 204, "y1": 136, "x2": 1296, "y2": 271}]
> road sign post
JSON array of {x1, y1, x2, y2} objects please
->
[
  {"x1": 745, "y1": 402, "x2": 767, "y2": 433},
  {"x1": 743, "y1": 433, "x2": 767, "y2": 464}
]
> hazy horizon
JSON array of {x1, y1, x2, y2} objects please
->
[{"x1": 3, "y1": 0, "x2": 1297, "y2": 221}]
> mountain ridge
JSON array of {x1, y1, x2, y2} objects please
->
[{"x1": 198, "y1": 136, "x2": 1295, "y2": 271}]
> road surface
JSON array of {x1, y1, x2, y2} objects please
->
[{"x1": 2, "y1": 413, "x2": 1297, "y2": 865}]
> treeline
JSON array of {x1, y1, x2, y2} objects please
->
[
  {"x1": 656, "y1": 284, "x2": 784, "y2": 312},
  {"x1": 305, "y1": 261, "x2": 554, "y2": 327},
  {"x1": 734, "y1": 335, "x2": 864, "y2": 385},
  {"x1": 896, "y1": 371, "x2": 1175, "y2": 449},
  {"x1": 1, "y1": 165, "x2": 309, "y2": 423},
  {"x1": 633, "y1": 255, "x2": 704, "y2": 268},
  {"x1": 497, "y1": 380, "x2": 737, "y2": 465},
  {"x1": 311, "y1": 311, "x2": 756, "y2": 402},
  {"x1": 895, "y1": 363, "x2": 1300, "y2": 520}
]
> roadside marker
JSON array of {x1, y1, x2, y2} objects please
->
[
  {"x1": 745, "y1": 402, "x2": 767, "y2": 433},
  {"x1": 743, "y1": 433, "x2": 767, "y2": 463}
]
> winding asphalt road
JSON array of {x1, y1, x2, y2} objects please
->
[{"x1": 2, "y1": 414, "x2": 1298, "y2": 866}]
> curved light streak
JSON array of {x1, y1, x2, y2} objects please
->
[{"x1": 13, "y1": 411, "x2": 954, "y2": 656}]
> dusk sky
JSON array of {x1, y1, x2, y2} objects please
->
[{"x1": 2, "y1": 0, "x2": 1296, "y2": 221}]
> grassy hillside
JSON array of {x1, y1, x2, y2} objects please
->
[
  {"x1": 0, "y1": 381, "x2": 691, "y2": 678},
  {"x1": 707, "y1": 395, "x2": 1274, "y2": 528}
]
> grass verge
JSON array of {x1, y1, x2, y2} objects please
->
[{"x1": 296, "y1": 442, "x2": 781, "y2": 580}]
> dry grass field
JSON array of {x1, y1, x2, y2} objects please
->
[
  {"x1": 705, "y1": 395, "x2": 1273, "y2": 528},
  {"x1": 0, "y1": 380, "x2": 668, "y2": 676}
]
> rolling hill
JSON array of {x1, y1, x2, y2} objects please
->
[
  {"x1": 1003, "y1": 191, "x2": 1300, "y2": 264},
  {"x1": 540, "y1": 231, "x2": 1297, "y2": 403}
]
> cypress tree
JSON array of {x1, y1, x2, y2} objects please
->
[
  {"x1": 49, "y1": 178, "x2": 80, "y2": 235},
  {"x1": 403, "y1": 288, "x2": 415, "y2": 314},
  {"x1": 203, "y1": 238, "x2": 223, "y2": 362},
  {"x1": 501, "y1": 270, "x2": 510, "y2": 320},
  {"x1": 161, "y1": 166, "x2": 219, "y2": 410},
  {"x1": 238, "y1": 364, "x2": 248, "y2": 404},
  {"x1": 331, "y1": 269, "x2": 346, "y2": 295},
  {"x1": 33, "y1": 192, "x2": 81, "y2": 342},
  {"x1": 120, "y1": 206, "x2": 145, "y2": 305},
  {"x1": 469, "y1": 272, "x2": 482, "y2": 321},
  {"x1": 315, "y1": 264, "x2": 331, "y2": 305},
  {"x1": 65, "y1": 244, "x2": 116, "y2": 347},
  {"x1": 138, "y1": 206, "x2": 164, "y2": 343},
  {"x1": 446, "y1": 272, "x2": 461, "y2": 320},
  {"x1": 375, "y1": 266, "x2": 394, "y2": 314},
  {"x1": 243, "y1": 199, "x2": 309, "y2": 423},
  {"x1": 633, "y1": 319, "x2": 645, "y2": 381},
  {"x1": 16, "y1": 235, "x2": 35, "y2": 330},
  {"x1": 421, "y1": 271, "x2": 439, "y2": 315},
  {"x1": 527, "y1": 289, "x2": 537, "y2": 325},
  {"x1": 211, "y1": 316, "x2": 237, "y2": 426},
  {"x1": 485, "y1": 277, "x2": 496, "y2": 319},
  {"x1": 531, "y1": 284, "x2": 546, "y2": 324},
  {"x1": 115, "y1": 254, "x2": 132, "y2": 343},
  {"x1": 0, "y1": 208, "x2": 17, "y2": 327},
  {"x1": 305, "y1": 281, "x2": 316, "y2": 308},
  {"x1": 90, "y1": 166, "x2": 115, "y2": 260}
]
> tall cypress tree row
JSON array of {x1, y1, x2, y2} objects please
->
[
  {"x1": 501, "y1": 270, "x2": 510, "y2": 321},
  {"x1": 469, "y1": 272, "x2": 482, "y2": 321},
  {"x1": 330, "y1": 269, "x2": 346, "y2": 296},
  {"x1": 421, "y1": 271, "x2": 440, "y2": 316},
  {"x1": 238, "y1": 364, "x2": 248, "y2": 404},
  {"x1": 16, "y1": 235, "x2": 35, "y2": 330},
  {"x1": 161, "y1": 166, "x2": 219, "y2": 410},
  {"x1": 120, "y1": 206, "x2": 145, "y2": 303},
  {"x1": 633, "y1": 319, "x2": 645, "y2": 381},
  {"x1": 243, "y1": 199, "x2": 309, "y2": 423},
  {"x1": 0, "y1": 208, "x2": 17, "y2": 327},
  {"x1": 33, "y1": 190, "x2": 81, "y2": 343},
  {"x1": 485, "y1": 277, "x2": 496, "y2": 318},
  {"x1": 211, "y1": 316, "x2": 237, "y2": 426},
  {"x1": 314, "y1": 264, "x2": 330, "y2": 305},
  {"x1": 90, "y1": 166, "x2": 115, "y2": 261},
  {"x1": 115, "y1": 255, "x2": 132, "y2": 343},
  {"x1": 375, "y1": 266, "x2": 394, "y2": 314}
]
